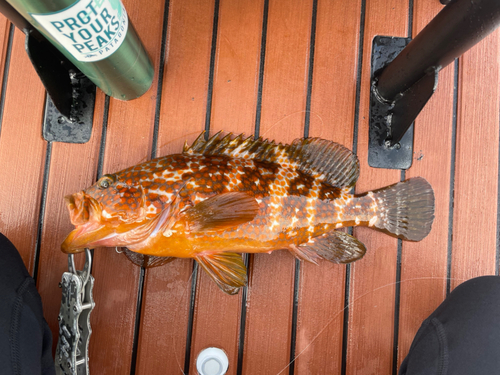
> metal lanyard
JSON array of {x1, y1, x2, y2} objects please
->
[{"x1": 55, "y1": 249, "x2": 95, "y2": 375}]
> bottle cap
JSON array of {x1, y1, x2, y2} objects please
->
[{"x1": 196, "y1": 347, "x2": 229, "y2": 375}]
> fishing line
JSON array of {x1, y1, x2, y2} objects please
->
[{"x1": 275, "y1": 275, "x2": 466, "y2": 375}]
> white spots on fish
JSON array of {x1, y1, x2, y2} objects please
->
[
  {"x1": 291, "y1": 216, "x2": 299, "y2": 226},
  {"x1": 369, "y1": 216, "x2": 378, "y2": 227},
  {"x1": 366, "y1": 191, "x2": 379, "y2": 212},
  {"x1": 306, "y1": 197, "x2": 316, "y2": 233},
  {"x1": 102, "y1": 209, "x2": 112, "y2": 218},
  {"x1": 192, "y1": 195, "x2": 206, "y2": 204},
  {"x1": 355, "y1": 217, "x2": 361, "y2": 225},
  {"x1": 227, "y1": 176, "x2": 242, "y2": 190},
  {"x1": 256, "y1": 198, "x2": 263, "y2": 205},
  {"x1": 163, "y1": 229, "x2": 176, "y2": 237},
  {"x1": 269, "y1": 202, "x2": 280, "y2": 209},
  {"x1": 336, "y1": 223, "x2": 343, "y2": 229},
  {"x1": 235, "y1": 143, "x2": 247, "y2": 154},
  {"x1": 269, "y1": 219, "x2": 280, "y2": 231},
  {"x1": 308, "y1": 181, "x2": 321, "y2": 200}
]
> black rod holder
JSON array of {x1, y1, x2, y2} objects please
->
[
  {"x1": 0, "y1": 0, "x2": 95, "y2": 143},
  {"x1": 368, "y1": 0, "x2": 500, "y2": 169},
  {"x1": 376, "y1": 0, "x2": 500, "y2": 102}
]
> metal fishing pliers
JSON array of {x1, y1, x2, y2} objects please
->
[{"x1": 55, "y1": 249, "x2": 95, "y2": 375}]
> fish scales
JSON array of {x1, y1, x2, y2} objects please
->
[{"x1": 62, "y1": 132, "x2": 435, "y2": 294}]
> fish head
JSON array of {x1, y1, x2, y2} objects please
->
[{"x1": 61, "y1": 174, "x2": 150, "y2": 254}]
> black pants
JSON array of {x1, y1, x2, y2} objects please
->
[
  {"x1": 399, "y1": 275, "x2": 500, "y2": 375},
  {"x1": 0, "y1": 233, "x2": 55, "y2": 375}
]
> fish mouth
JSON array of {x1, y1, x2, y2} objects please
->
[
  {"x1": 61, "y1": 221, "x2": 118, "y2": 254},
  {"x1": 62, "y1": 191, "x2": 116, "y2": 254},
  {"x1": 65, "y1": 191, "x2": 101, "y2": 225},
  {"x1": 61, "y1": 191, "x2": 169, "y2": 254}
]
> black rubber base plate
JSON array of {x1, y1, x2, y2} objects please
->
[
  {"x1": 368, "y1": 36, "x2": 413, "y2": 170},
  {"x1": 42, "y1": 73, "x2": 95, "y2": 144}
]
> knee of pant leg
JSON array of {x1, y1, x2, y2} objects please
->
[{"x1": 442, "y1": 275, "x2": 500, "y2": 313}]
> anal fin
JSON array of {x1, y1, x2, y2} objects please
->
[
  {"x1": 292, "y1": 231, "x2": 366, "y2": 264},
  {"x1": 195, "y1": 252, "x2": 247, "y2": 295},
  {"x1": 121, "y1": 247, "x2": 175, "y2": 268},
  {"x1": 184, "y1": 192, "x2": 259, "y2": 232},
  {"x1": 288, "y1": 244, "x2": 321, "y2": 265}
]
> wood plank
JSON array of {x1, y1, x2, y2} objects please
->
[
  {"x1": 451, "y1": 29, "x2": 500, "y2": 287},
  {"x1": 397, "y1": 0, "x2": 453, "y2": 369},
  {"x1": 0, "y1": 28, "x2": 46, "y2": 271},
  {"x1": 136, "y1": 0, "x2": 217, "y2": 373},
  {"x1": 37, "y1": 92, "x2": 105, "y2": 354},
  {"x1": 188, "y1": 1, "x2": 265, "y2": 373},
  {"x1": 86, "y1": 0, "x2": 166, "y2": 372},
  {"x1": 346, "y1": 0, "x2": 409, "y2": 374},
  {"x1": 210, "y1": 0, "x2": 264, "y2": 134},
  {"x1": 294, "y1": 0, "x2": 362, "y2": 373},
  {"x1": 241, "y1": 0, "x2": 314, "y2": 373}
]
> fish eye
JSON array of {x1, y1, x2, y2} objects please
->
[{"x1": 97, "y1": 174, "x2": 116, "y2": 189}]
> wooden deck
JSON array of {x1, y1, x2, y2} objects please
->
[{"x1": 0, "y1": 0, "x2": 499, "y2": 374}]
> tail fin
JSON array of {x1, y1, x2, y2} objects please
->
[{"x1": 371, "y1": 177, "x2": 435, "y2": 241}]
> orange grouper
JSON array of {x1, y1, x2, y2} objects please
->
[{"x1": 62, "y1": 132, "x2": 435, "y2": 294}]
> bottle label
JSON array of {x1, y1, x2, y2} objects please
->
[{"x1": 31, "y1": 0, "x2": 129, "y2": 62}]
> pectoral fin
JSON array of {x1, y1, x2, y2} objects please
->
[
  {"x1": 184, "y1": 192, "x2": 259, "y2": 232},
  {"x1": 195, "y1": 252, "x2": 247, "y2": 295},
  {"x1": 290, "y1": 231, "x2": 366, "y2": 264}
]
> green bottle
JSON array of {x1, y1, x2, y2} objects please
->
[{"x1": 7, "y1": 0, "x2": 154, "y2": 100}]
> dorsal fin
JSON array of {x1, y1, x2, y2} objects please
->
[{"x1": 183, "y1": 132, "x2": 359, "y2": 188}]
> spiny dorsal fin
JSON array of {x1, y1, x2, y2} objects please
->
[
  {"x1": 195, "y1": 252, "x2": 247, "y2": 294},
  {"x1": 183, "y1": 131, "x2": 359, "y2": 188},
  {"x1": 183, "y1": 192, "x2": 259, "y2": 232}
]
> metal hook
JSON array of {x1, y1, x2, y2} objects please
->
[{"x1": 67, "y1": 249, "x2": 92, "y2": 287}]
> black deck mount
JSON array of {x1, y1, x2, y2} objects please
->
[
  {"x1": 0, "y1": 0, "x2": 95, "y2": 143},
  {"x1": 369, "y1": 0, "x2": 500, "y2": 169}
]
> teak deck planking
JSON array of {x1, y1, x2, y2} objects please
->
[
  {"x1": 397, "y1": 0, "x2": 454, "y2": 369},
  {"x1": 346, "y1": 0, "x2": 409, "y2": 374},
  {"x1": 451, "y1": 30, "x2": 500, "y2": 286},
  {"x1": 294, "y1": 0, "x2": 362, "y2": 373},
  {"x1": 0, "y1": 0, "x2": 498, "y2": 374},
  {"x1": 139, "y1": 0, "x2": 218, "y2": 373}
]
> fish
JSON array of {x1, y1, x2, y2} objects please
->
[{"x1": 62, "y1": 132, "x2": 435, "y2": 294}]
